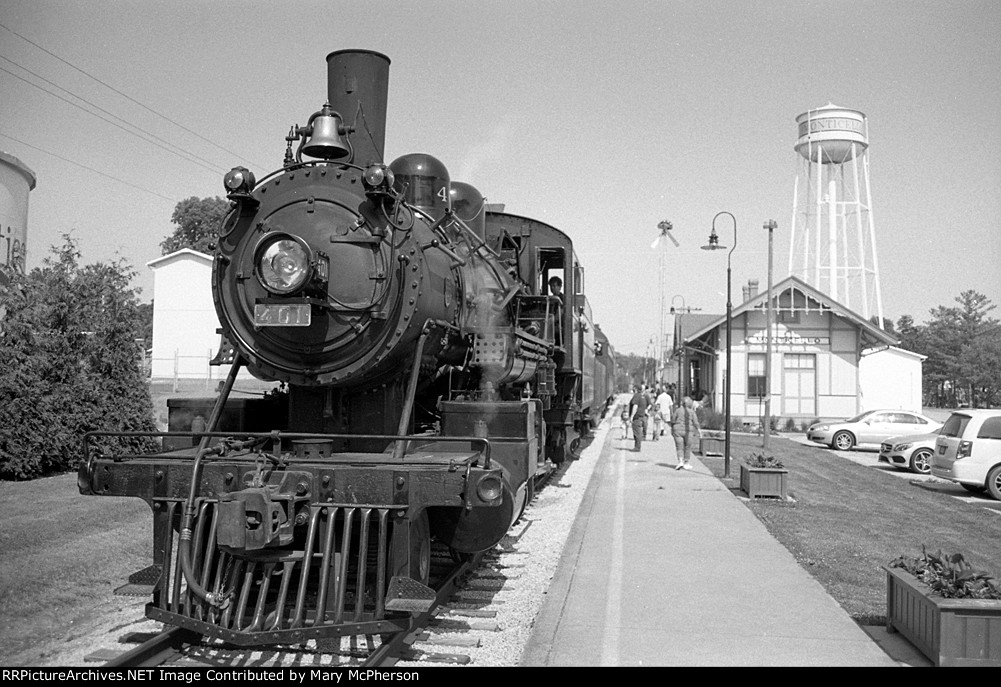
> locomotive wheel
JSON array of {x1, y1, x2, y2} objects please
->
[
  {"x1": 569, "y1": 437, "x2": 581, "y2": 456},
  {"x1": 390, "y1": 509, "x2": 431, "y2": 586},
  {"x1": 449, "y1": 547, "x2": 474, "y2": 564},
  {"x1": 511, "y1": 483, "x2": 529, "y2": 525}
]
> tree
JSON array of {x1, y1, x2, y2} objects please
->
[
  {"x1": 616, "y1": 353, "x2": 657, "y2": 389},
  {"x1": 895, "y1": 314, "x2": 922, "y2": 353},
  {"x1": 160, "y1": 196, "x2": 230, "y2": 254},
  {"x1": 0, "y1": 236, "x2": 158, "y2": 479},
  {"x1": 870, "y1": 315, "x2": 898, "y2": 336},
  {"x1": 912, "y1": 290, "x2": 1000, "y2": 408},
  {"x1": 953, "y1": 291, "x2": 1001, "y2": 407}
]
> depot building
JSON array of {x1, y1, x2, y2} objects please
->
[{"x1": 679, "y1": 275, "x2": 923, "y2": 426}]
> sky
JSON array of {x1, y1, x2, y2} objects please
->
[{"x1": 2, "y1": 0, "x2": 999, "y2": 356}]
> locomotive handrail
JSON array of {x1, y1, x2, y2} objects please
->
[{"x1": 82, "y1": 430, "x2": 493, "y2": 468}]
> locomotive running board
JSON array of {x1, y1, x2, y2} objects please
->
[
  {"x1": 113, "y1": 564, "x2": 162, "y2": 597},
  {"x1": 384, "y1": 576, "x2": 436, "y2": 613}
]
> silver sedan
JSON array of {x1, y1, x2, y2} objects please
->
[
  {"x1": 877, "y1": 430, "x2": 941, "y2": 474},
  {"x1": 806, "y1": 410, "x2": 942, "y2": 451}
]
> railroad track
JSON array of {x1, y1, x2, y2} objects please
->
[
  {"x1": 94, "y1": 451, "x2": 581, "y2": 669},
  {"x1": 100, "y1": 547, "x2": 481, "y2": 669}
]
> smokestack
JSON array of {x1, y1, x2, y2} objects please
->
[
  {"x1": 325, "y1": 50, "x2": 390, "y2": 166},
  {"x1": 742, "y1": 284, "x2": 750, "y2": 302},
  {"x1": 748, "y1": 279, "x2": 759, "y2": 299}
]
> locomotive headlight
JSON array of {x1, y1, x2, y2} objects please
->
[
  {"x1": 475, "y1": 474, "x2": 503, "y2": 503},
  {"x1": 255, "y1": 234, "x2": 312, "y2": 295},
  {"x1": 224, "y1": 166, "x2": 256, "y2": 194},
  {"x1": 362, "y1": 163, "x2": 395, "y2": 192}
]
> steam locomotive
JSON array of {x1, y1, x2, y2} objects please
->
[{"x1": 78, "y1": 49, "x2": 616, "y2": 644}]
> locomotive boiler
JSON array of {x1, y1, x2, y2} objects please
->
[{"x1": 78, "y1": 49, "x2": 614, "y2": 645}]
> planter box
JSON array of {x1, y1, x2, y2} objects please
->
[
  {"x1": 739, "y1": 464, "x2": 788, "y2": 500},
  {"x1": 885, "y1": 566, "x2": 1001, "y2": 666},
  {"x1": 699, "y1": 431, "x2": 724, "y2": 456}
]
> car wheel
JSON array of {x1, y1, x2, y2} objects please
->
[
  {"x1": 831, "y1": 431, "x2": 855, "y2": 451},
  {"x1": 909, "y1": 448, "x2": 933, "y2": 474},
  {"x1": 988, "y1": 465, "x2": 1001, "y2": 501},
  {"x1": 961, "y1": 483, "x2": 987, "y2": 494}
]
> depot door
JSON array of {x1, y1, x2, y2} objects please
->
[{"x1": 782, "y1": 354, "x2": 816, "y2": 416}]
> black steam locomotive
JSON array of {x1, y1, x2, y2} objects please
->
[{"x1": 78, "y1": 49, "x2": 616, "y2": 644}]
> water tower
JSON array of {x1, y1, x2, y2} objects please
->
[
  {"x1": 788, "y1": 104, "x2": 884, "y2": 325},
  {"x1": 0, "y1": 150, "x2": 36, "y2": 274}
]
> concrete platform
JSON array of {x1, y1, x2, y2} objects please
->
[{"x1": 521, "y1": 417, "x2": 930, "y2": 667}]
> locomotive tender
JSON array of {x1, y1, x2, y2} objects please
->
[{"x1": 78, "y1": 49, "x2": 616, "y2": 644}]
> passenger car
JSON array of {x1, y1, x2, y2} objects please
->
[
  {"x1": 878, "y1": 429, "x2": 941, "y2": 474},
  {"x1": 806, "y1": 410, "x2": 941, "y2": 451},
  {"x1": 930, "y1": 409, "x2": 1001, "y2": 500}
]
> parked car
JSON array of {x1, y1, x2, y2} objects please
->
[
  {"x1": 878, "y1": 428, "x2": 941, "y2": 474},
  {"x1": 806, "y1": 410, "x2": 942, "y2": 451},
  {"x1": 930, "y1": 409, "x2": 1001, "y2": 500}
]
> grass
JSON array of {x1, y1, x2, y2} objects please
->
[
  {"x1": 0, "y1": 473, "x2": 151, "y2": 665},
  {"x1": 700, "y1": 433, "x2": 1001, "y2": 623}
]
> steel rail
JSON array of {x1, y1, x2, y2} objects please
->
[
  {"x1": 102, "y1": 626, "x2": 199, "y2": 667},
  {"x1": 362, "y1": 552, "x2": 483, "y2": 667}
]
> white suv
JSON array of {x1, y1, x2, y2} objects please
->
[{"x1": 931, "y1": 409, "x2": 1001, "y2": 500}]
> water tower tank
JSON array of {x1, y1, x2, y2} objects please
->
[
  {"x1": 0, "y1": 151, "x2": 36, "y2": 273},
  {"x1": 794, "y1": 104, "x2": 868, "y2": 164}
]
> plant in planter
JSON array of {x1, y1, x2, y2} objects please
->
[
  {"x1": 694, "y1": 409, "x2": 725, "y2": 456},
  {"x1": 885, "y1": 546, "x2": 1001, "y2": 666},
  {"x1": 744, "y1": 452, "x2": 785, "y2": 469},
  {"x1": 739, "y1": 452, "x2": 787, "y2": 499}
]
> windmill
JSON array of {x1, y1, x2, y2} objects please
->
[{"x1": 652, "y1": 220, "x2": 679, "y2": 384}]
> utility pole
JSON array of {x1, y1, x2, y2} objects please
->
[{"x1": 763, "y1": 219, "x2": 776, "y2": 450}]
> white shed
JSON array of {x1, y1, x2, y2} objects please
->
[
  {"x1": 147, "y1": 249, "x2": 220, "y2": 379},
  {"x1": 859, "y1": 346, "x2": 926, "y2": 413}
]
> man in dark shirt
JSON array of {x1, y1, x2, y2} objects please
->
[{"x1": 628, "y1": 385, "x2": 650, "y2": 451}]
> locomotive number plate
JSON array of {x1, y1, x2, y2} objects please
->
[{"x1": 254, "y1": 304, "x2": 311, "y2": 327}]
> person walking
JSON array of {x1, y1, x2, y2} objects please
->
[
  {"x1": 655, "y1": 386, "x2": 674, "y2": 438},
  {"x1": 628, "y1": 385, "x2": 649, "y2": 451},
  {"x1": 671, "y1": 395, "x2": 702, "y2": 470},
  {"x1": 650, "y1": 397, "x2": 663, "y2": 440}
]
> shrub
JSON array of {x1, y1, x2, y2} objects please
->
[
  {"x1": 783, "y1": 417, "x2": 798, "y2": 432},
  {"x1": 0, "y1": 237, "x2": 158, "y2": 479},
  {"x1": 744, "y1": 452, "x2": 785, "y2": 469},
  {"x1": 889, "y1": 547, "x2": 1001, "y2": 600},
  {"x1": 700, "y1": 407, "x2": 725, "y2": 430}
]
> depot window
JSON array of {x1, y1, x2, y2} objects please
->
[{"x1": 747, "y1": 353, "x2": 766, "y2": 400}]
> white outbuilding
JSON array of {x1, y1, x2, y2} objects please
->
[
  {"x1": 146, "y1": 249, "x2": 220, "y2": 379},
  {"x1": 858, "y1": 346, "x2": 927, "y2": 413}
]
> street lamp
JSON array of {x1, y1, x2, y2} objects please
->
[
  {"x1": 702, "y1": 211, "x2": 737, "y2": 478},
  {"x1": 763, "y1": 219, "x2": 777, "y2": 451}
]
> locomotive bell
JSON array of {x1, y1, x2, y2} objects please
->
[{"x1": 301, "y1": 104, "x2": 350, "y2": 160}]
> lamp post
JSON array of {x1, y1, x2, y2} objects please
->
[
  {"x1": 702, "y1": 212, "x2": 737, "y2": 478},
  {"x1": 763, "y1": 219, "x2": 776, "y2": 451}
]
